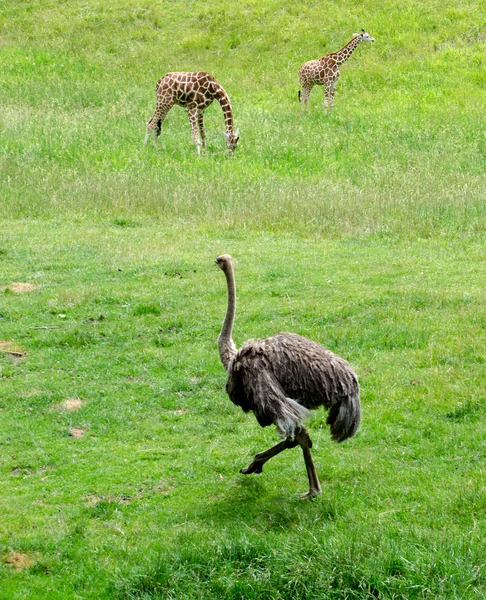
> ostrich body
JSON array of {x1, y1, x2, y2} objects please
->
[{"x1": 215, "y1": 254, "x2": 361, "y2": 498}]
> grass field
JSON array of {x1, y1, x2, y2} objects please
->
[{"x1": 1, "y1": 0, "x2": 485, "y2": 598}]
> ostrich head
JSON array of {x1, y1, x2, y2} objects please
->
[
  {"x1": 215, "y1": 254, "x2": 233, "y2": 272},
  {"x1": 224, "y1": 131, "x2": 239, "y2": 154},
  {"x1": 353, "y1": 29, "x2": 375, "y2": 42}
]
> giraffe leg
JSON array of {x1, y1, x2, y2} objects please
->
[
  {"x1": 145, "y1": 103, "x2": 171, "y2": 147},
  {"x1": 295, "y1": 428, "x2": 322, "y2": 498},
  {"x1": 300, "y1": 84, "x2": 312, "y2": 111},
  {"x1": 240, "y1": 438, "x2": 298, "y2": 474},
  {"x1": 197, "y1": 111, "x2": 206, "y2": 149},
  {"x1": 329, "y1": 79, "x2": 338, "y2": 114},
  {"x1": 324, "y1": 83, "x2": 332, "y2": 113},
  {"x1": 187, "y1": 104, "x2": 201, "y2": 155}
]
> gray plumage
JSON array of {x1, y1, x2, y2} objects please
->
[
  {"x1": 227, "y1": 332, "x2": 360, "y2": 442},
  {"x1": 215, "y1": 254, "x2": 361, "y2": 497}
]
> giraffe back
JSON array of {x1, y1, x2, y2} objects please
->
[
  {"x1": 299, "y1": 57, "x2": 339, "y2": 86},
  {"x1": 156, "y1": 72, "x2": 221, "y2": 109}
]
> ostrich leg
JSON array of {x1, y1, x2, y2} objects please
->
[
  {"x1": 240, "y1": 438, "x2": 298, "y2": 474},
  {"x1": 300, "y1": 446, "x2": 322, "y2": 498},
  {"x1": 296, "y1": 428, "x2": 322, "y2": 498},
  {"x1": 241, "y1": 428, "x2": 321, "y2": 498}
]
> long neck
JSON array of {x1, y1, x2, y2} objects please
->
[
  {"x1": 335, "y1": 36, "x2": 361, "y2": 65},
  {"x1": 218, "y1": 265, "x2": 237, "y2": 371},
  {"x1": 216, "y1": 87, "x2": 234, "y2": 134}
]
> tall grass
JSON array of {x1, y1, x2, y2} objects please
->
[{"x1": 1, "y1": 0, "x2": 485, "y2": 235}]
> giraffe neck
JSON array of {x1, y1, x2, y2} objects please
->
[
  {"x1": 215, "y1": 86, "x2": 234, "y2": 134},
  {"x1": 334, "y1": 36, "x2": 362, "y2": 66}
]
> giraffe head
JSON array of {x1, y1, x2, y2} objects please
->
[
  {"x1": 224, "y1": 129, "x2": 239, "y2": 154},
  {"x1": 353, "y1": 29, "x2": 375, "y2": 42}
]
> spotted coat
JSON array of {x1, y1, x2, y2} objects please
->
[
  {"x1": 145, "y1": 72, "x2": 239, "y2": 154},
  {"x1": 299, "y1": 30, "x2": 375, "y2": 112}
]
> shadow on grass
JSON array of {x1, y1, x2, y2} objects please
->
[
  {"x1": 112, "y1": 478, "x2": 365, "y2": 600},
  {"x1": 108, "y1": 467, "x2": 485, "y2": 600},
  {"x1": 197, "y1": 475, "x2": 341, "y2": 532}
]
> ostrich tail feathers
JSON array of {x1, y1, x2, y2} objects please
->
[
  {"x1": 327, "y1": 390, "x2": 361, "y2": 442},
  {"x1": 276, "y1": 398, "x2": 310, "y2": 441}
]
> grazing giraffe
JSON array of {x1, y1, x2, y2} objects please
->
[
  {"x1": 299, "y1": 29, "x2": 375, "y2": 113},
  {"x1": 144, "y1": 72, "x2": 239, "y2": 155}
]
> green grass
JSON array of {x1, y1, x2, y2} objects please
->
[
  {"x1": 1, "y1": 0, "x2": 485, "y2": 234},
  {"x1": 1, "y1": 0, "x2": 485, "y2": 597},
  {"x1": 1, "y1": 223, "x2": 484, "y2": 598}
]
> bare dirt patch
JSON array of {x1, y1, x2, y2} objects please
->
[
  {"x1": 8, "y1": 282, "x2": 39, "y2": 293},
  {"x1": 56, "y1": 398, "x2": 84, "y2": 411},
  {"x1": 83, "y1": 493, "x2": 137, "y2": 505},
  {"x1": 0, "y1": 340, "x2": 26, "y2": 359},
  {"x1": 69, "y1": 427, "x2": 87, "y2": 438},
  {"x1": 83, "y1": 494, "x2": 103, "y2": 506},
  {"x1": 3, "y1": 552, "x2": 36, "y2": 572}
]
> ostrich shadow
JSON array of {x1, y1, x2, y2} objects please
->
[{"x1": 195, "y1": 473, "x2": 341, "y2": 532}]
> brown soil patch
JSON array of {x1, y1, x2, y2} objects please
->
[
  {"x1": 8, "y1": 282, "x2": 39, "y2": 293},
  {"x1": 0, "y1": 340, "x2": 26, "y2": 358},
  {"x1": 83, "y1": 493, "x2": 136, "y2": 505},
  {"x1": 3, "y1": 552, "x2": 35, "y2": 571},
  {"x1": 69, "y1": 427, "x2": 87, "y2": 438},
  {"x1": 58, "y1": 398, "x2": 84, "y2": 411},
  {"x1": 83, "y1": 494, "x2": 102, "y2": 506}
]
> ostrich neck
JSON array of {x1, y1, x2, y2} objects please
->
[{"x1": 218, "y1": 265, "x2": 237, "y2": 371}]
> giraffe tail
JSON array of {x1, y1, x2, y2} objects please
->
[{"x1": 298, "y1": 90, "x2": 301, "y2": 102}]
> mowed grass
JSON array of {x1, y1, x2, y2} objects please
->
[
  {"x1": 1, "y1": 0, "x2": 486, "y2": 598},
  {"x1": 1, "y1": 222, "x2": 485, "y2": 599}
]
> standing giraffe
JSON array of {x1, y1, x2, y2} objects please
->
[
  {"x1": 299, "y1": 29, "x2": 375, "y2": 113},
  {"x1": 144, "y1": 72, "x2": 239, "y2": 155}
]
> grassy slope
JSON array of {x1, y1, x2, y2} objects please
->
[
  {"x1": 0, "y1": 0, "x2": 485, "y2": 234},
  {"x1": 0, "y1": 222, "x2": 484, "y2": 599},
  {"x1": 0, "y1": 0, "x2": 485, "y2": 598}
]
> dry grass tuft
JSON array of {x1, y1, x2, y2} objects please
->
[
  {"x1": 0, "y1": 340, "x2": 26, "y2": 358},
  {"x1": 8, "y1": 282, "x2": 39, "y2": 293},
  {"x1": 3, "y1": 551, "x2": 36, "y2": 572},
  {"x1": 57, "y1": 398, "x2": 84, "y2": 411},
  {"x1": 69, "y1": 427, "x2": 87, "y2": 438}
]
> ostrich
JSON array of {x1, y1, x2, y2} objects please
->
[{"x1": 215, "y1": 254, "x2": 361, "y2": 498}]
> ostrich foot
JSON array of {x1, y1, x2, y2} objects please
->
[
  {"x1": 240, "y1": 440, "x2": 291, "y2": 475},
  {"x1": 300, "y1": 488, "x2": 322, "y2": 500},
  {"x1": 240, "y1": 462, "x2": 263, "y2": 474}
]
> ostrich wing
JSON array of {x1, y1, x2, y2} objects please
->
[
  {"x1": 227, "y1": 344, "x2": 310, "y2": 438},
  {"x1": 227, "y1": 333, "x2": 360, "y2": 442}
]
